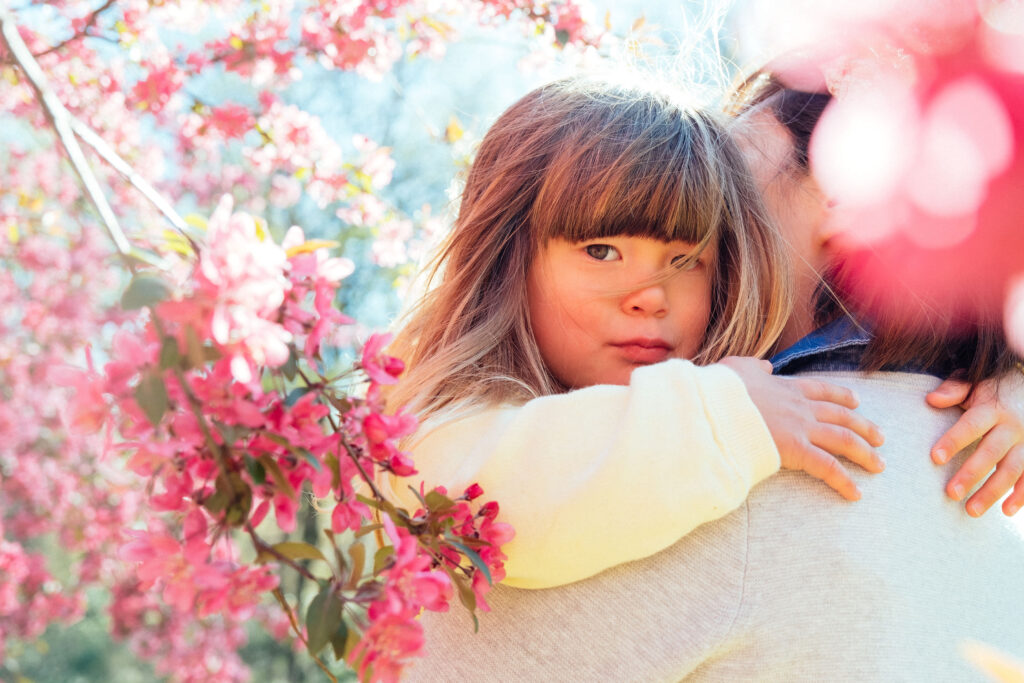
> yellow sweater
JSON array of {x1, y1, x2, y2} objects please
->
[{"x1": 394, "y1": 359, "x2": 780, "y2": 589}]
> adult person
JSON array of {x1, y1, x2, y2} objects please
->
[{"x1": 400, "y1": 72, "x2": 1024, "y2": 682}]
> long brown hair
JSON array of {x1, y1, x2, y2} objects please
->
[
  {"x1": 388, "y1": 77, "x2": 792, "y2": 419},
  {"x1": 726, "y1": 69, "x2": 1020, "y2": 384}
]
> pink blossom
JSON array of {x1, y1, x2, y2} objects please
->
[
  {"x1": 208, "y1": 103, "x2": 256, "y2": 139},
  {"x1": 463, "y1": 483, "x2": 484, "y2": 501},
  {"x1": 360, "y1": 333, "x2": 405, "y2": 385},
  {"x1": 331, "y1": 499, "x2": 369, "y2": 533},
  {"x1": 348, "y1": 613, "x2": 424, "y2": 683},
  {"x1": 131, "y1": 61, "x2": 184, "y2": 114}
]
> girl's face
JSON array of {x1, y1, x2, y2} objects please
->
[{"x1": 527, "y1": 235, "x2": 715, "y2": 388}]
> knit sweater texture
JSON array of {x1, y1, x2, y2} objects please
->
[{"x1": 404, "y1": 371, "x2": 1024, "y2": 682}]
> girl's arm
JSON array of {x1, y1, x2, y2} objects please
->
[
  {"x1": 927, "y1": 368, "x2": 1024, "y2": 516},
  {"x1": 396, "y1": 358, "x2": 882, "y2": 589}
]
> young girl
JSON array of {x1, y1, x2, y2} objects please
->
[{"x1": 385, "y1": 76, "x2": 885, "y2": 589}]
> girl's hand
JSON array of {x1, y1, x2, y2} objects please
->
[
  {"x1": 721, "y1": 357, "x2": 886, "y2": 501},
  {"x1": 926, "y1": 371, "x2": 1024, "y2": 517}
]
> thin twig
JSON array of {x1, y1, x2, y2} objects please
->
[
  {"x1": 246, "y1": 524, "x2": 319, "y2": 583},
  {"x1": 296, "y1": 367, "x2": 387, "y2": 501},
  {"x1": 30, "y1": 0, "x2": 117, "y2": 60},
  {"x1": 272, "y1": 588, "x2": 340, "y2": 683}
]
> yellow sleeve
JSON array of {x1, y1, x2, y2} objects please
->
[{"x1": 393, "y1": 359, "x2": 780, "y2": 589}]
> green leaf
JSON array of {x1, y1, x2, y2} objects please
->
[
  {"x1": 158, "y1": 336, "x2": 181, "y2": 370},
  {"x1": 183, "y1": 325, "x2": 205, "y2": 369},
  {"x1": 324, "y1": 529, "x2": 348, "y2": 580},
  {"x1": 284, "y1": 385, "x2": 313, "y2": 407},
  {"x1": 345, "y1": 542, "x2": 365, "y2": 590},
  {"x1": 214, "y1": 420, "x2": 239, "y2": 446},
  {"x1": 262, "y1": 433, "x2": 322, "y2": 471},
  {"x1": 282, "y1": 346, "x2": 298, "y2": 381},
  {"x1": 134, "y1": 372, "x2": 169, "y2": 427},
  {"x1": 203, "y1": 489, "x2": 229, "y2": 514},
  {"x1": 353, "y1": 523, "x2": 383, "y2": 539},
  {"x1": 244, "y1": 455, "x2": 266, "y2": 485},
  {"x1": 373, "y1": 546, "x2": 394, "y2": 575},
  {"x1": 356, "y1": 493, "x2": 399, "y2": 517},
  {"x1": 299, "y1": 447, "x2": 323, "y2": 472},
  {"x1": 305, "y1": 583, "x2": 343, "y2": 657},
  {"x1": 555, "y1": 28, "x2": 570, "y2": 46},
  {"x1": 447, "y1": 538, "x2": 493, "y2": 586},
  {"x1": 272, "y1": 541, "x2": 328, "y2": 564},
  {"x1": 451, "y1": 571, "x2": 476, "y2": 612},
  {"x1": 407, "y1": 485, "x2": 428, "y2": 509},
  {"x1": 424, "y1": 489, "x2": 455, "y2": 513},
  {"x1": 257, "y1": 455, "x2": 297, "y2": 499},
  {"x1": 330, "y1": 618, "x2": 350, "y2": 661},
  {"x1": 121, "y1": 273, "x2": 171, "y2": 310}
]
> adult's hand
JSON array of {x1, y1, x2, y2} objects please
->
[{"x1": 927, "y1": 370, "x2": 1024, "y2": 517}]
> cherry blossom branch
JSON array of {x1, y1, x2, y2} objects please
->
[
  {"x1": 1, "y1": 7, "x2": 194, "y2": 256},
  {"x1": 0, "y1": 6, "x2": 134, "y2": 263},
  {"x1": 68, "y1": 117, "x2": 194, "y2": 240}
]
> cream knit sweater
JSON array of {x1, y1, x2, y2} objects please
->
[
  {"x1": 395, "y1": 359, "x2": 781, "y2": 589},
  {"x1": 404, "y1": 372, "x2": 1024, "y2": 682}
]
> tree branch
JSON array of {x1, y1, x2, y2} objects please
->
[
  {"x1": 1, "y1": 6, "x2": 194, "y2": 259},
  {"x1": 0, "y1": 5, "x2": 134, "y2": 264},
  {"x1": 69, "y1": 116, "x2": 194, "y2": 241}
]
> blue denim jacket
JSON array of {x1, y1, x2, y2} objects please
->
[
  {"x1": 769, "y1": 317, "x2": 871, "y2": 375},
  {"x1": 769, "y1": 316, "x2": 957, "y2": 378}
]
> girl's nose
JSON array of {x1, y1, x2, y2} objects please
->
[{"x1": 621, "y1": 283, "x2": 669, "y2": 318}]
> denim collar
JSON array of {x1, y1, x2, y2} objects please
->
[{"x1": 769, "y1": 316, "x2": 872, "y2": 375}]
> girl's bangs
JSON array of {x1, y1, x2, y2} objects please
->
[{"x1": 531, "y1": 114, "x2": 725, "y2": 250}]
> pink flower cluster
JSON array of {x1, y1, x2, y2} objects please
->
[
  {"x1": 108, "y1": 578, "x2": 255, "y2": 683},
  {"x1": 0, "y1": 223, "x2": 140, "y2": 663},
  {"x1": 0, "y1": 532, "x2": 83, "y2": 663},
  {"x1": 81, "y1": 202, "x2": 512, "y2": 680},
  {"x1": 2, "y1": 1, "x2": 591, "y2": 678},
  {"x1": 348, "y1": 483, "x2": 513, "y2": 683},
  {"x1": 120, "y1": 513, "x2": 278, "y2": 619}
]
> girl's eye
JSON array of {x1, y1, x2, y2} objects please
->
[
  {"x1": 671, "y1": 253, "x2": 693, "y2": 269},
  {"x1": 585, "y1": 244, "x2": 620, "y2": 261}
]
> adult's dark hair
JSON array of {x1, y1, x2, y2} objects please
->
[{"x1": 725, "y1": 69, "x2": 1020, "y2": 385}]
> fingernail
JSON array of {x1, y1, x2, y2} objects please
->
[
  {"x1": 967, "y1": 501, "x2": 982, "y2": 517},
  {"x1": 1006, "y1": 503, "x2": 1020, "y2": 516},
  {"x1": 933, "y1": 448, "x2": 947, "y2": 464},
  {"x1": 951, "y1": 483, "x2": 965, "y2": 501}
]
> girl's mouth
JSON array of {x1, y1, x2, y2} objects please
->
[{"x1": 610, "y1": 339, "x2": 672, "y2": 364}]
